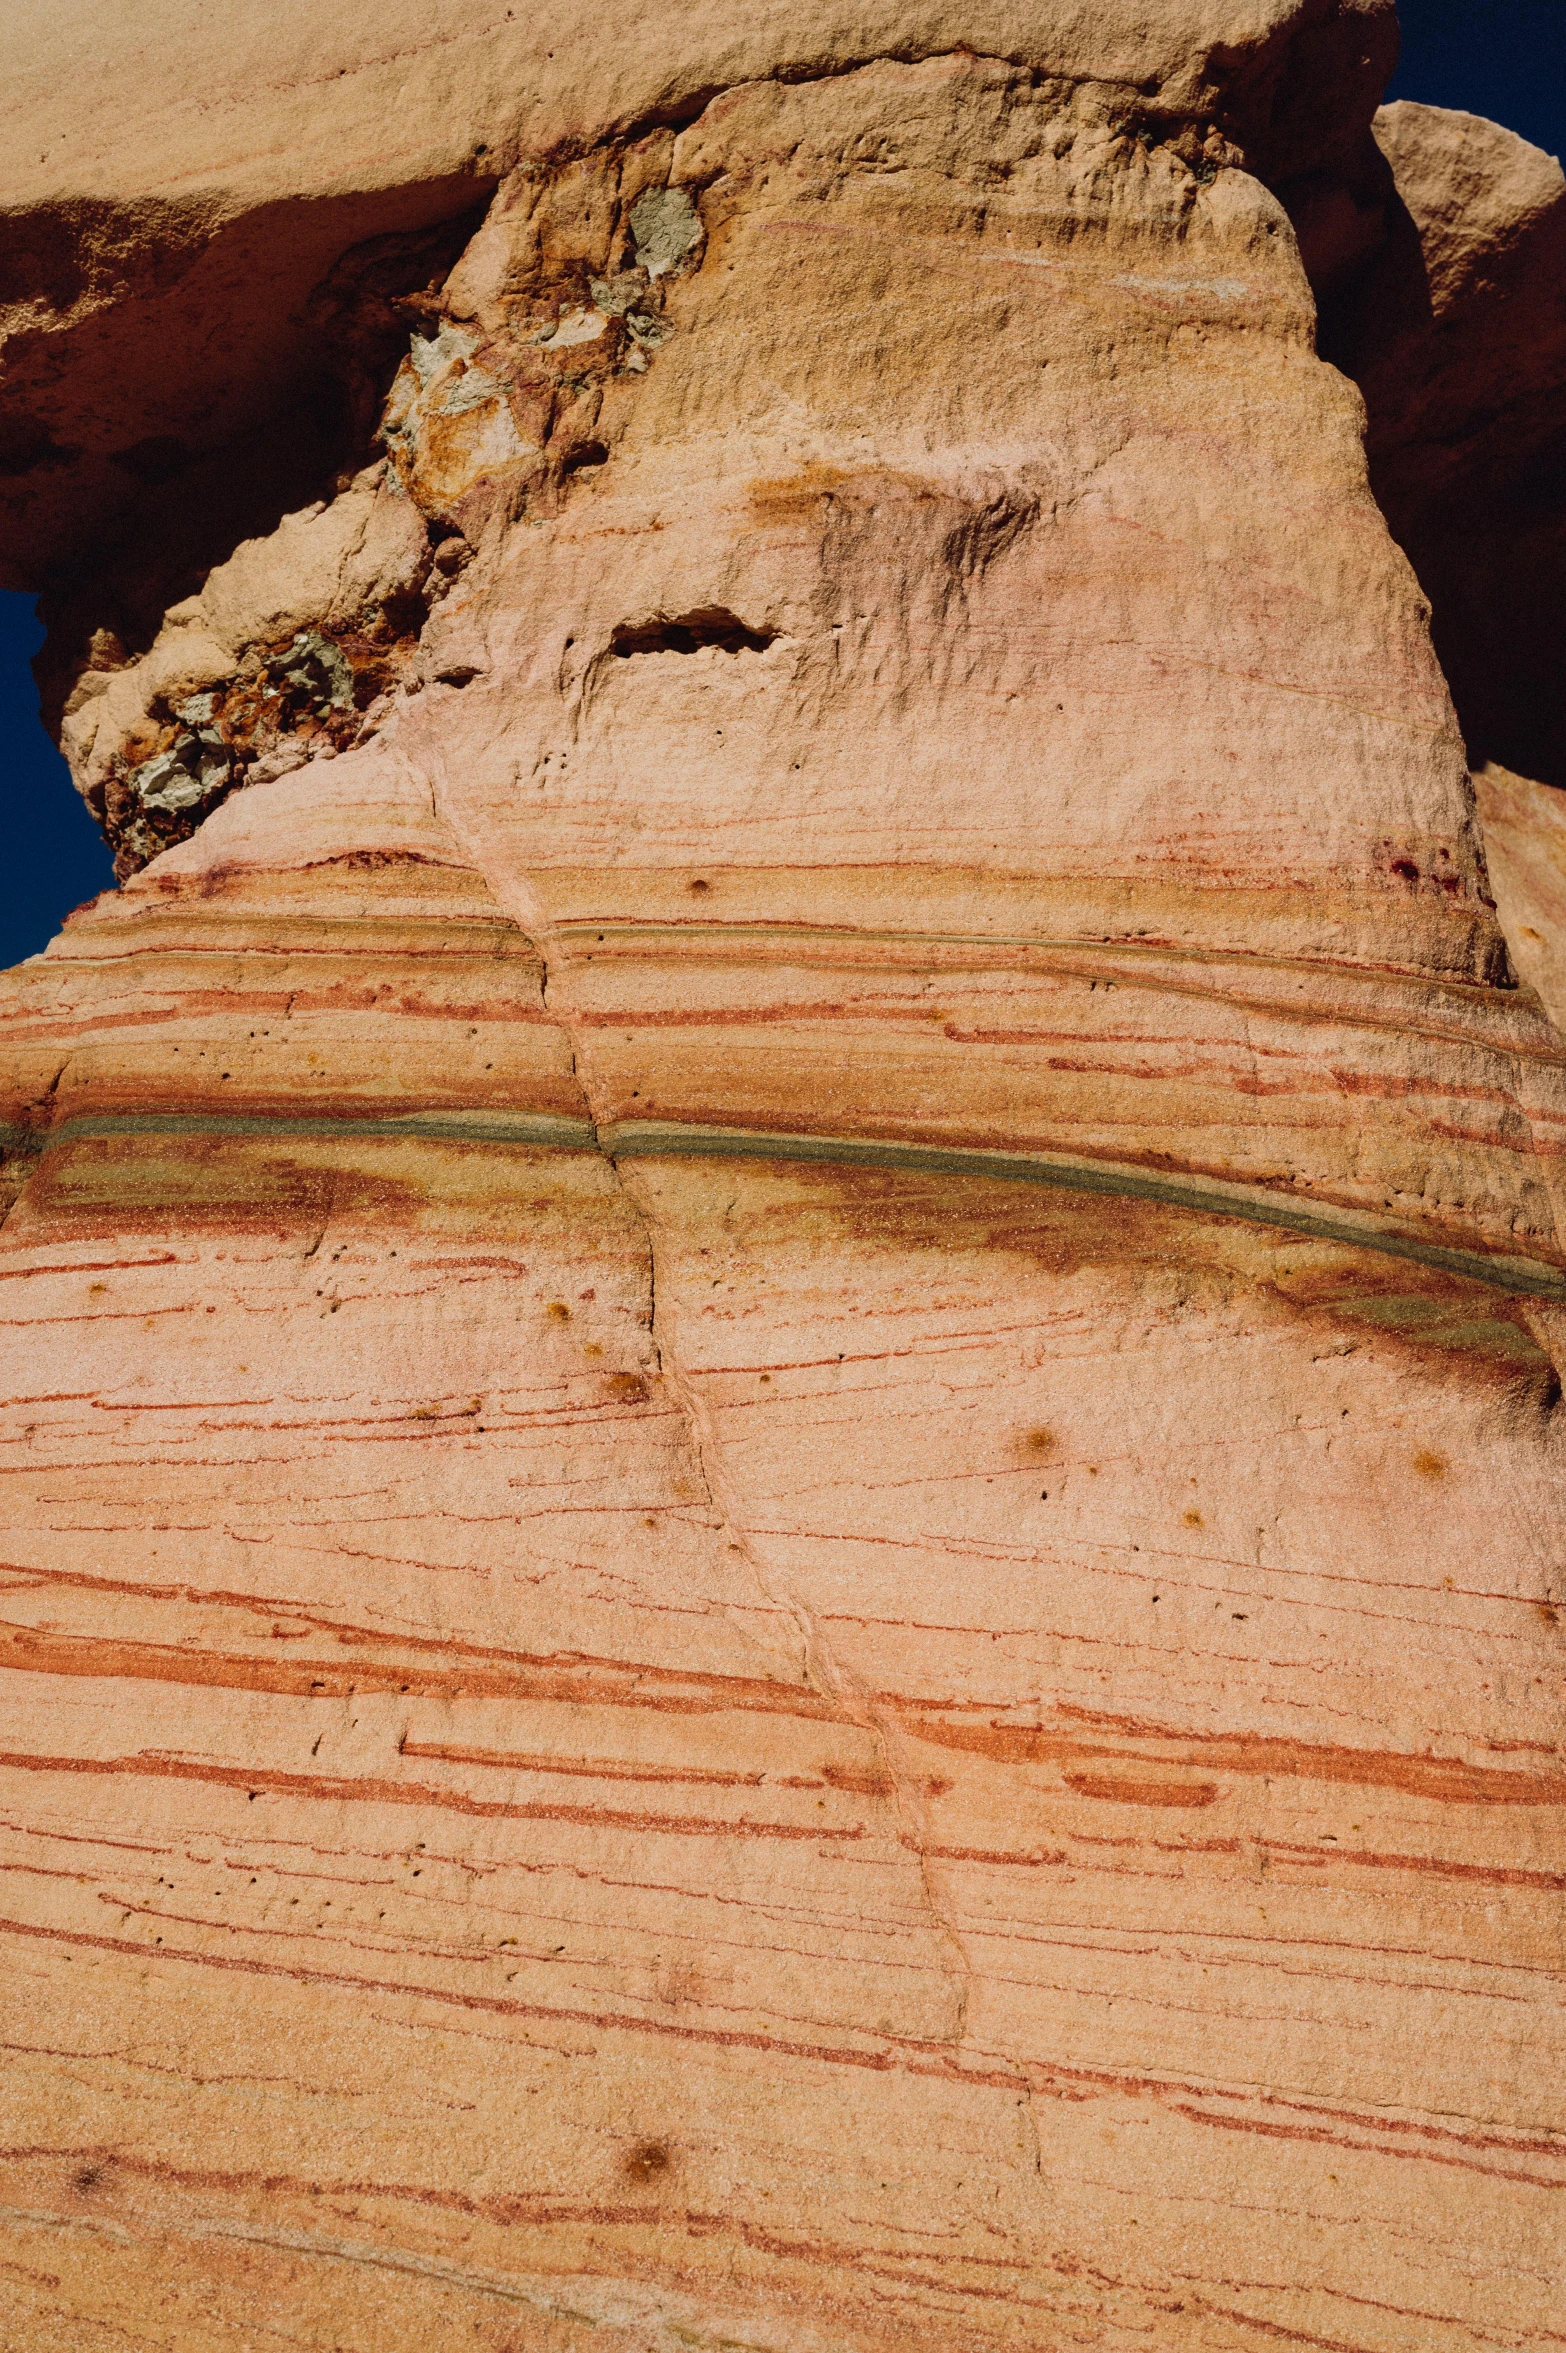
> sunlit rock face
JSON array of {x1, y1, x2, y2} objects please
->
[{"x1": 2, "y1": 9, "x2": 1565, "y2": 2351}]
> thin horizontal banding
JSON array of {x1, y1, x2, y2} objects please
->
[{"x1": 6, "y1": 1107, "x2": 1565, "y2": 1303}]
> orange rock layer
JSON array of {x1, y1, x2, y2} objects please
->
[{"x1": 0, "y1": 9, "x2": 1562, "y2": 2350}]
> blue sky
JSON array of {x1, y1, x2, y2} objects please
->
[{"x1": 1, "y1": 0, "x2": 1561, "y2": 969}]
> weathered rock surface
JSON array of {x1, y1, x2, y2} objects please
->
[
  {"x1": 1475, "y1": 764, "x2": 1566, "y2": 1037},
  {"x1": 1, "y1": 7, "x2": 1564, "y2": 2350},
  {"x1": 0, "y1": 0, "x2": 1397, "y2": 663}
]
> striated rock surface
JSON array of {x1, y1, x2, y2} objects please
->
[{"x1": 2, "y1": 7, "x2": 1565, "y2": 2350}]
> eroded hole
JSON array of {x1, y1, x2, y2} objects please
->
[{"x1": 609, "y1": 607, "x2": 774, "y2": 659}]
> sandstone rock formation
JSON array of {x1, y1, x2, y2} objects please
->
[
  {"x1": 1477, "y1": 765, "x2": 1566, "y2": 1039},
  {"x1": 1, "y1": 7, "x2": 1564, "y2": 2349},
  {"x1": 1335, "y1": 100, "x2": 1566, "y2": 789}
]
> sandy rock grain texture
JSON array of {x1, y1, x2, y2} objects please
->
[{"x1": 1, "y1": 3, "x2": 1564, "y2": 2347}]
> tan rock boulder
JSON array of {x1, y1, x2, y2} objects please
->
[{"x1": 1, "y1": 8, "x2": 1564, "y2": 2352}]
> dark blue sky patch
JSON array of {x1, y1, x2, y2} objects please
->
[{"x1": 0, "y1": 592, "x2": 114, "y2": 969}]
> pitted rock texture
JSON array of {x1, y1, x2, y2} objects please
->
[
  {"x1": 0, "y1": 0, "x2": 1399, "y2": 623},
  {"x1": 2, "y1": 9, "x2": 1565, "y2": 2353},
  {"x1": 62, "y1": 467, "x2": 430, "y2": 875}
]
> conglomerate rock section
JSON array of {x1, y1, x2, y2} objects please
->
[{"x1": 1, "y1": 6, "x2": 1564, "y2": 2350}]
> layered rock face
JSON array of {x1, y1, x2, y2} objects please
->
[{"x1": 2, "y1": 8, "x2": 1564, "y2": 2350}]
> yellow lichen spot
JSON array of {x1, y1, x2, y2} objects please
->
[
  {"x1": 546, "y1": 1300, "x2": 572, "y2": 1323},
  {"x1": 1184, "y1": 1508, "x2": 1204, "y2": 1528},
  {"x1": 1022, "y1": 1426, "x2": 1056, "y2": 1457},
  {"x1": 1413, "y1": 1448, "x2": 1448, "y2": 1479},
  {"x1": 89, "y1": 1282, "x2": 107, "y2": 1294}
]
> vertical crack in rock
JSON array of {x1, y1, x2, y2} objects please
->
[
  {"x1": 428, "y1": 758, "x2": 978, "y2": 2046},
  {"x1": 615, "y1": 1123, "x2": 982, "y2": 2050},
  {"x1": 593, "y1": 1091, "x2": 981, "y2": 2046},
  {"x1": 425, "y1": 770, "x2": 835, "y2": 1708},
  {"x1": 851, "y1": 1691, "x2": 977, "y2": 2051},
  {"x1": 620, "y1": 1180, "x2": 822, "y2": 1699},
  {"x1": 1019, "y1": 2083, "x2": 1047, "y2": 2182},
  {"x1": 617, "y1": 1155, "x2": 980, "y2": 2052}
]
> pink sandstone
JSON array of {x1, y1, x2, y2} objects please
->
[{"x1": 0, "y1": 6, "x2": 1563, "y2": 2348}]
